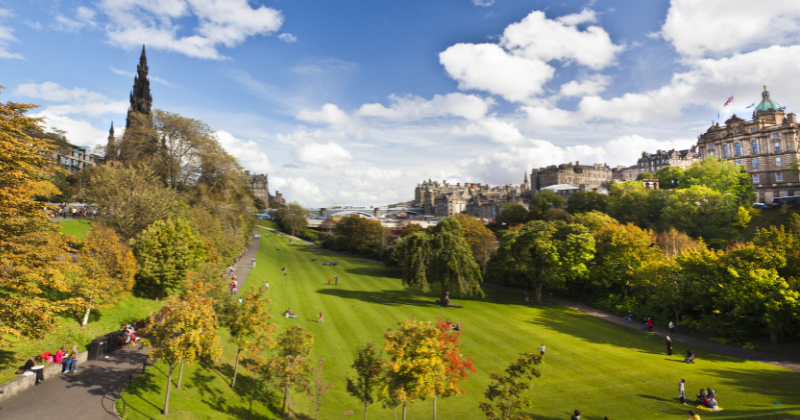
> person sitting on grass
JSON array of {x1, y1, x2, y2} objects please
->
[
  {"x1": 706, "y1": 397, "x2": 720, "y2": 411},
  {"x1": 687, "y1": 410, "x2": 701, "y2": 420},
  {"x1": 453, "y1": 321, "x2": 462, "y2": 331},
  {"x1": 283, "y1": 309, "x2": 296, "y2": 319}
]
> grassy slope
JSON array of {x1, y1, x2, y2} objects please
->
[
  {"x1": 0, "y1": 220, "x2": 163, "y2": 384},
  {"x1": 119, "y1": 229, "x2": 800, "y2": 420}
]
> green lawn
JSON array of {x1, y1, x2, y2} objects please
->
[
  {"x1": 119, "y1": 228, "x2": 800, "y2": 420},
  {"x1": 56, "y1": 218, "x2": 93, "y2": 240}
]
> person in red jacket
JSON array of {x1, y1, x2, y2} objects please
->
[{"x1": 55, "y1": 346, "x2": 67, "y2": 373}]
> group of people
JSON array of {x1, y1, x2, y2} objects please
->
[
  {"x1": 283, "y1": 309, "x2": 297, "y2": 319},
  {"x1": 121, "y1": 324, "x2": 139, "y2": 346},
  {"x1": 48, "y1": 204, "x2": 100, "y2": 219},
  {"x1": 322, "y1": 261, "x2": 339, "y2": 266},
  {"x1": 228, "y1": 278, "x2": 238, "y2": 296},
  {"x1": 444, "y1": 319, "x2": 462, "y2": 331},
  {"x1": 679, "y1": 380, "x2": 721, "y2": 412},
  {"x1": 569, "y1": 409, "x2": 610, "y2": 420},
  {"x1": 19, "y1": 345, "x2": 80, "y2": 385}
]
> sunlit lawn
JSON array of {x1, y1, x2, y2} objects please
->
[
  {"x1": 118, "y1": 228, "x2": 800, "y2": 420},
  {"x1": 56, "y1": 218, "x2": 93, "y2": 240}
]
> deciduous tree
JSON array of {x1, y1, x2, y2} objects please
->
[
  {"x1": 593, "y1": 223, "x2": 660, "y2": 297},
  {"x1": 383, "y1": 319, "x2": 441, "y2": 420},
  {"x1": 274, "y1": 202, "x2": 310, "y2": 236},
  {"x1": 74, "y1": 225, "x2": 137, "y2": 327},
  {"x1": 479, "y1": 353, "x2": 542, "y2": 420},
  {"x1": 566, "y1": 191, "x2": 607, "y2": 214},
  {"x1": 495, "y1": 203, "x2": 529, "y2": 227},
  {"x1": 268, "y1": 325, "x2": 314, "y2": 417},
  {"x1": 454, "y1": 214, "x2": 498, "y2": 276},
  {"x1": 432, "y1": 319, "x2": 475, "y2": 420},
  {"x1": 346, "y1": 342, "x2": 386, "y2": 420},
  {"x1": 307, "y1": 358, "x2": 333, "y2": 420},
  {"x1": 225, "y1": 289, "x2": 275, "y2": 389}
]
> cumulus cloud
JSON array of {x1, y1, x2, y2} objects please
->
[
  {"x1": 97, "y1": 0, "x2": 284, "y2": 59},
  {"x1": 216, "y1": 131, "x2": 273, "y2": 173},
  {"x1": 558, "y1": 74, "x2": 611, "y2": 97},
  {"x1": 14, "y1": 82, "x2": 127, "y2": 117},
  {"x1": 30, "y1": 111, "x2": 110, "y2": 149},
  {"x1": 661, "y1": 0, "x2": 800, "y2": 57},
  {"x1": 357, "y1": 93, "x2": 493, "y2": 121},
  {"x1": 472, "y1": 0, "x2": 495, "y2": 7},
  {"x1": 269, "y1": 176, "x2": 326, "y2": 205},
  {"x1": 451, "y1": 118, "x2": 527, "y2": 145},
  {"x1": 439, "y1": 9, "x2": 622, "y2": 104},
  {"x1": 278, "y1": 33, "x2": 297, "y2": 43},
  {"x1": 294, "y1": 142, "x2": 353, "y2": 168},
  {"x1": 52, "y1": 7, "x2": 97, "y2": 32},
  {"x1": 296, "y1": 103, "x2": 351, "y2": 125},
  {"x1": 0, "y1": 9, "x2": 24, "y2": 59}
]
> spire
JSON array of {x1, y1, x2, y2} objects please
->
[
  {"x1": 106, "y1": 121, "x2": 117, "y2": 161},
  {"x1": 524, "y1": 172, "x2": 528, "y2": 183},
  {"x1": 126, "y1": 44, "x2": 153, "y2": 129}
]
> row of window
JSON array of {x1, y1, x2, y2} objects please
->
[
  {"x1": 733, "y1": 157, "x2": 782, "y2": 168},
  {"x1": 708, "y1": 139, "x2": 784, "y2": 157},
  {"x1": 752, "y1": 173, "x2": 783, "y2": 182},
  {"x1": 722, "y1": 129, "x2": 781, "y2": 139}
]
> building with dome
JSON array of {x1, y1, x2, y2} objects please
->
[{"x1": 696, "y1": 86, "x2": 799, "y2": 204}]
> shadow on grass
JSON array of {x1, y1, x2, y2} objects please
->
[
  {"x1": 317, "y1": 288, "x2": 450, "y2": 308},
  {"x1": 124, "y1": 368, "x2": 162, "y2": 412},
  {"x1": 703, "y1": 367, "x2": 800, "y2": 404},
  {"x1": 192, "y1": 361, "x2": 282, "y2": 419}
]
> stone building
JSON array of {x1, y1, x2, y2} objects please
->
[
  {"x1": 637, "y1": 147, "x2": 699, "y2": 175},
  {"x1": 612, "y1": 165, "x2": 640, "y2": 181},
  {"x1": 245, "y1": 171, "x2": 286, "y2": 206},
  {"x1": 413, "y1": 175, "x2": 532, "y2": 220},
  {"x1": 696, "y1": 86, "x2": 800, "y2": 204},
  {"x1": 530, "y1": 162, "x2": 612, "y2": 192}
]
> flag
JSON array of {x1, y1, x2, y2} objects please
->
[
  {"x1": 746, "y1": 103, "x2": 755, "y2": 108},
  {"x1": 779, "y1": 106, "x2": 786, "y2": 111},
  {"x1": 724, "y1": 96, "x2": 734, "y2": 106}
]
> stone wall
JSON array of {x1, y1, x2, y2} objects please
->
[{"x1": 0, "y1": 351, "x2": 88, "y2": 403}]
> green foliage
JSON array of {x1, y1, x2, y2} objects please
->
[
  {"x1": 660, "y1": 185, "x2": 739, "y2": 240},
  {"x1": 566, "y1": 191, "x2": 607, "y2": 214},
  {"x1": 636, "y1": 172, "x2": 655, "y2": 180},
  {"x1": 253, "y1": 196, "x2": 268, "y2": 212},
  {"x1": 454, "y1": 214, "x2": 498, "y2": 276},
  {"x1": 131, "y1": 218, "x2": 205, "y2": 300},
  {"x1": 488, "y1": 220, "x2": 594, "y2": 302},
  {"x1": 347, "y1": 342, "x2": 386, "y2": 419},
  {"x1": 656, "y1": 166, "x2": 684, "y2": 189},
  {"x1": 267, "y1": 324, "x2": 315, "y2": 417},
  {"x1": 593, "y1": 223, "x2": 660, "y2": 297},
  {"x1": 681, "y1": 158, "x2": 756, "y2": 205},
  {"x1": 529, "y1": 190, "x2": 565, "y2": 216},
  {"x1": 334, "y1": 215, "x2": 387, "y2": 257},
  {"x1": 565, "y1": 211, "x2": 617, "y2": 233},
  {"x1": 607, "y1": 181, "x2": 655, "y2": 228},
  {"x1": 273, "y1": 202, "x2": 311, "y2": 236},
  {"x1": 495, "y1": 203, "x2": 529, "y2": 227},
  {"x1": 395, "y1": 217, "x2": 483, "y2": 304},
  {"x1": 479, "y1": 353, "x2": 542, "y2": 420},
  {"x1": 223, "y1": 288, "x2": 276, "y2": 389}
]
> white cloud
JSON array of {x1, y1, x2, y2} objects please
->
[
  {"x1": 661, "y1": 1, "x2": 800, "y2": 57},
  {"x1": 110, "y1": 66, "x2": 173, "y2": 86},
  {"x1": 14, "y1": 82, "x2": 127, "y2": 117},
  {"x1": 110, "y1": 66, "x2": 133, "y2": 77},
  {"x1": 439, "y1": 9, "x2": 622, "y2": 104},
  {"x1": 24, "y1": 20, "x2": 42, "y2": 30},
  {"x1": 0, "y1": 9, "x2": 24, "y2": 59},
  {"x1": 295, "y1": 142, "x2": 353, "y2": 168},
  {"x1": 520, "y1": 106, "x2": 577, "y2": 127},
  {"x1": 500, "y1": 10, "x2": 623, "y2": 70},
  {"x1": 559, "y1": 74, "x2": 610, "y2": 97},
  {"x1": 97, "y1": 0, "x2": 284, "y2": 59},
  {"x1": 451, "y1": 118, "x2": 527, "y2": 145},
  {"x1": 53, "y1": 7, "x2": 97, "y2": 32},
  {"x1": 357, "y1": 93, "x2": 493, "y2": 121},
  {"x1": 472, "y1": 0, "x2": 495, "y2": 6},
  {"x1": 440, "y1": 43, "x2": 555, "y2": 103},
  {"x1": 296, "y1": 103, "x2": 351, "y2": 125},
  {"x1": 31, "y1": 111, "x2": 109, "y2": 149},
  {"x1": 216, "y1": 130, "x2": 273, "y2": 173},
  {"x1": 269, "y1": 176, "x2": 326, "y2": 205},
  {"x1": 278, "y1": 33, "x2": 297, "y2": 43}
]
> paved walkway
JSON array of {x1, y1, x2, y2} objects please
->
[
  {"x1": 483, "y1": 283, "x2": 800, "y2": 373},
  {"x1": 0, "y1": 229, "x2": 261, "y2": 419}
]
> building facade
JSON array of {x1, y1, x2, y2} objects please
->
[
  {"x1": 50, "y1": 144, "x2": 98, "y2": 174},
  {"x1": 637, "y1": 147, "x2": 699, "y2": 175},
  {"x1": 531, "y1": 162, "x2": 612, "y2": 192},
  {"x1": 612, "y1": 165, "x2": 640, "y2": 181},
  {"x1": 413, "y1": 176, "x2": 532, "y2": 220},
  {"x1": 696, "y1": 87, "x2": 800, "y2": 203}
]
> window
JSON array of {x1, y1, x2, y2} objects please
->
[
  {"x1": 775, "y1": 142, "x2": 781, "y2": 152},
  {"x1": 752, "y1": 139, "x2": 759, "y2": 154},
  {"x1": 774, "y1": 132, "x2": 780, "y2": 138},
  {"x1": 754, "y1": 174, "x2": 760, "y2": 182},
  {"x1": 735, "y1": 142, "x2": 742, "y2": 155},
  {"x1": 777, "y1": 173, "x2": 784, "y2": 181},
  {"x1": 750, "y1": 128, "x2": 755, "y2": 133},
  {"x1": 723, "y1": 144, "x2": 729, "y2": 157},
  {"x1": 735, "y1": 160, "x2": 741, "y2": 166},
  {"x1": 734, "y1": 131, "x2": 738, "y2": 136},
  {"x1": 776, "y1": 157, "x2": 782, "y2": 166},
  {"x1": 722, "y1": 133, "x2": 727, "y2": 138},
  {"x1": 752, "y1": 158, "x2": 759, "y2": 168}
]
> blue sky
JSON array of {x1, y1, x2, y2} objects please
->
[{"x1": 3, "y1": 0, "x2": 800, "y2": 206}]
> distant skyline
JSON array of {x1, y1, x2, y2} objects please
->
[{"x1": 3, "y1": 0, "x2": 800, "y2": 206}]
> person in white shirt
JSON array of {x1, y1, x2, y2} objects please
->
[{"x1": 539, "y1": 344, "x2": 545, "y2": 356}]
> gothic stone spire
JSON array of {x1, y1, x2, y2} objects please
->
[
  {"x1": 126, "y1": 45, "x2": 153, "y2": 128},
  {"x1": 106, "y1": 121, "x2": 117, "y2": 160}
]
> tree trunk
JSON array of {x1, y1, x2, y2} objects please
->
[
  {"x1": 770, "y1": 330, "x2": 778, "y2": 344},
  {"x1": 364, "y1": 402, "x2": 369, "y2": 420},
  {"x1": 281, "y1": 385, "x2": 290, "y2": 417},
  {"x1": 177, "y1": 357, "x2": 185, "y2": 389},
  {"x1": 231, "y1": 346, "x2": 241, "y2": 389},
  {"x1": 402, "y1": 399, "x2": 407, "y2": 420},
  {"x1": 506, "y1": 399, "x2": 512, "y2": 418},
  {"x1": 155, "y1": 286, "x2": 163, "y2": 302},
  {"x1": 81, "y1": 306, "x2": 92, "y2": 328},
  {"x1": 534, "y1": 283, "x2": 544, "y2": 303},
  {"x1": 163, "y1": 363, "x2": 175, "y2": 415},
  {"x1": 673, "y1": 308, "x2": 682, "y2": 322},
  {"x1": 433, "y1": 393, "x2": 437, "y2": 420},
  {"x1": 247, "y1": 372, "x2": 258, "y2": 420},
  {"x1": 440, "y1": 287, "x2": 450, "y2": 306}
]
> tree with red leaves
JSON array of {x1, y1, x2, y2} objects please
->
[{"x1": 432, "y1": 318, "x2": 475, "y2": 420}]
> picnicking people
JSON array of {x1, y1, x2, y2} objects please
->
[{"x1": 283, "y1": 309, "x2": 296, "y2": 319}]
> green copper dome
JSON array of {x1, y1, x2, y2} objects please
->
[{"x1": 755, "y1": 86, "x2": 781, "y2": 113}]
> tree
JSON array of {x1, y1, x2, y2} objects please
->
[
  {"x1": 636, "y1": 172, "x2": 655, "y2": 180},
  {"x1": 656, "y1": 166, "x2": 684, "y2": 189},
  {"x1": 225, "y1": 288, "x2": 276, "y2": 389},
  {"x1": 0, "y1": 91, "x2": 80, "y2": 341},
  {"x1": 529, "y1": 190, "x2": 565, "y2": 216},
  {"x1": 253, "y1": 196, "x2": 268, "y2": 212},
  {"x1": 495, "y1": 203, "x2": 529, "y2": 227},
  {"x1": 660, "y1": 185, "x2": 740, "y2": 240},
  {"x1": 269, "y1": 325, "x2": 314, "y2": 417},
  {"x1": 273, "y1": 202, "x2": 310, "y2": 236},
  {"x1": 334, "y1": 214, "x2": 386, "y2": 255},
  {"x1": 607, "y1": 181, "x2": 653, "y2": 228},
  {"x1": 396, "y1": 217, "x2": 483, "y2": 305},
  {"x1": 307, "y1": 358, "x2": 333, "y2": 420},
  {"x1": 74, "y1": 225, "x2": 137, "y2": 327},
  {"x1": 593, "y1": 223, "x2": 660, "y2": 297},
  {"x1": 431, "y1": 319, "x2": 475, "y2": 420},
  {"x1": 656, "y1": 228, "x2": 701, "y2": 258},
  {"x1": 566, "y1": 191, "x2": 607, "y2": 214},
  {"x1": 243, "y1": 329, "x2": 276, "y2": 420},
  {"x1": 383, "y1": 319, "x2": 441, "y2": 420},
  {"x1": 139, "y1": 276, "x2": 222, "y2": 415},
  {"x1": 347, "y1": 342, "x2": 386, "y2": 420},
  {"x1": 565, "y1": 211, "x2": 618, "y2": 233},
  {"x1": 681, "y1": 158, "x2": 756, "y2": 205},
  {"x1": 320, "y1": 218, "x2": 338, "y2": 234},
  {"x1": 131, "y1": 218, "x2": 205, "y2": 300},
  {"x1": 83, "y1": 165, "x2": 178, "y2": 240},
  {"x1": 454, "y1": 214, "x2": 498, "y2": 276},
  {"x1": 478, "y1": 353, "x2": 542, "y2": 420},
  {"x1": 400, "y1": 223, "x2": 426, "y2": 237},
  {"x1": 488, "y1": 220, "x2": 594, "y2": 302}
]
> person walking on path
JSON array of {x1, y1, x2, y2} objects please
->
[
  {"x1": 265, "y1": 281, "x2": 269, "y2": 291},
  {"x1": 335, "y1": 276, "x2": 339, "y2": 285},
  {"x1": 232, "y1": 286, "x2": 238, "y2": 296},
  {"x1": 539, "y1": 343, "x2": 545, "y2": 356},
  {"x1": 252, "y1": 257, "x2": 256, "y2": 269},
  {"x1": 318, "y1": 312, "x2": 324, "y2": 323},
  {"x1": 525, "y1": 292, "x2": 529, "y2": 302},
  {"x1": 642, "y1": 318, "x2": 648, "y2": 331},
  {"x1": 669, "y1": 320, "x2": 675, "y2": 334},
  {"x1": 679, "y1": 379, "x2": 687, "y2": 405},
  {"x1": 666, "y1": 336, "x2": 673, "y2": 356},
  {"x1": 626, "y1": 310, "x2": 632, "y2": 324},
  {"x1": 647, "y1": 318, "x2": 654, "y2": 332}
]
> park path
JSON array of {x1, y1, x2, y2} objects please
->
[
  {"x1": 483, "y1": 283, "x2": 800, "y2": 373},
  {"x1": 0, "y1": 229, "x2": 260, "y2": 419}
]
